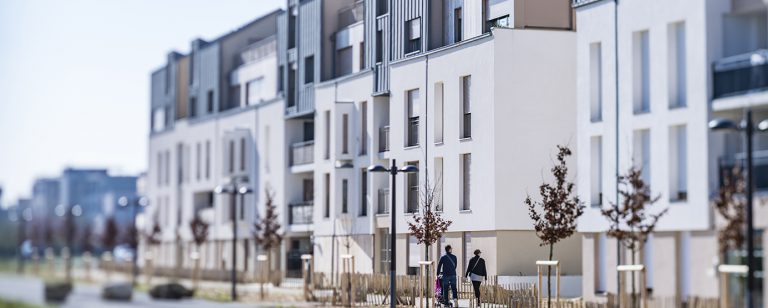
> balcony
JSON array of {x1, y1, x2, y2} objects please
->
[
  {"x1": 713, "y1": 50, "x2": 768, "y2": 99},
  {"x1": 289, "y1": 202, "x2": 314, "y2": 225},
  {"x1": 379, "y1": 126, "x2": 390, "y2": 152},
  {"x1": 291, "y1": 140, "x2": 314, "y2": 166},
  {"x1": 377, "y1": 188, "x2": 390, "y2": 214},
  {"x1": 407, "y1": 117, "x2": 419, "y2": 147},
  {"x1": 337, "y1": 0, "x2": 364, "y2": 29}
]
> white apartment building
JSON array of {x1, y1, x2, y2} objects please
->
[{"x1": 575, "y1": 0, "x2": 766, "y2": 304}]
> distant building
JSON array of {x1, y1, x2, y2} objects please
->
[{"x1": 31, "y1": 178, "x2": 60, "y2": 247}]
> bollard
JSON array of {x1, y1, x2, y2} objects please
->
[
  {"x1": 301, "y1": 254, "x2": 314, "y2": 301},
  {"x1": 102, "y1": 251, "x2": 114, "y2": 281},
  {"x1": 535, "y1": 260, "x2": 561, "y2": 308},
  {"x1": 617, "y1": 264, "x2": 647, "y2": 308},
  {"x1": 341, "y1": 255, "x2": 356, "y2": 307},
  {"x1": 717, "y1": 264, "x2": 748, "y2": 308},
  {"x1": 144, "y1": 251, "x2": 154, "y2": 286},
  {"x1": 82, "y1": 251, "x2": 92, "y2": 282},
  {"x1": 418, "y1": 261, "x2": 434, "y2": 308},
  {"x1": 257, "y1": 254, "x2": 268, "y2": 300},
  {"x1": 31, "y1": 248, "x2": 39, "y2": 276},
  {"x1": 45, "y1": 247, "x2": 55, "y2": 279},
  {"x1": 190, "y1": 251, "x2": 201, "y2": 290},
  {"x1": 61, "y1": 247, "x2": 71, "y2": 281}
]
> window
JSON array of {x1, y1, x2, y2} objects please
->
[
  {"x1": 668, "y1": 22, "x2": 686, "y2": 108},
  {"x1": 152, "y1": 108, "x2": 166, "y2": 132},
  {"x1": 229, "y1": 140, "x2": 235, "y2": 173},
  {"x1": 247, "y1": 78, "x2": 263, "y2": 105},
  {"x1": 304, "y1": 55, "x2": 314, "y2": 84},
  {"x1": 463, "y1": 232, "x2": 472, "y2": 269},
  {"x1": 164, "y1": 65, "x2": 171, "y2": 94},
  {"x1": 590, "y1": 136, "x2": 603, "y2": 206},
  {"x1": 165, "y1": 151, "x2": 171, "y2": 185},
  {"x1": 376, "y1": 0, "x2": 387, "y2": 16},
  {"x1": 229, "y1": 85, "x2": 241, "y2": 108},
  {"x1": 378, "y1": 228, "x2": 391, "y2": 273},
  {"x1": 189, "y1": 52, "x2": 195, "y2": 85},
  {"x1": 633, "y1": 129, "x2": 651, "y2": 184},
  {"x1": 376, "y1": 30, "x2": 384, "y2": 63},
  {"x1": 324, "y1": 111, "x2": 331, "y2": 159},
  {"x1": 590, "y1": 42, "x2": 603, "y2": 122},
  {"x1": 633, "y1": 30, "x2": 650, "y2": 114},
  {"x1": 360, "y1": 169, "x2": 368, "y2": 216},
  {"x1": 288, "y1": 6, "x2": 297, "y2": 49},
  {"x1": 460, "y1": 76, "x2": 471, "y2": 138},
  {"x1": 434, "y1": 82, "x2": 444, "y2": 143},
  {"x1": 454, "y1": 8, "x2": 463, "y2": 43},
  {"x1": 360, "y1": 101, "x2": 368, "y2": 155},
  {"x1": 342, "y1": 114, "x2": 349, "y2": 154},
  {"x1": 190, "y1": 97, "x2": 197, "y2": 118},
  {"x1": 595, "y1": 233, "x2": 607, "y2": 293},
  {"x1": 486, "y1": 15, "x2": 510, "y2": 29},
  {"x1": 278, "y1": 65, "x2": 284, "y2": 92},
  {"x1": 303, "y1": 179, "x2": 314, "y2": 201},
  {"x1": 336, "y1": 47, "x2": 353, "y2": 77},
  {"x1": 434, "y1": 157, "x2": 443, "y2": 211},
  {"x1": 359, "y1": 42, "x2": 365, "y2": 70},
  {"x1": 205, "y1": 140, "x2": 211, "y2": 179},
  {"x1": 324, "y1": 173, "x2": 330, "y2": 218},
  {"x1": 406, "y1": 89, "x2": 420, "y2": 147},
  {"x1": 240, "y1": 137, "x2": 246, "y2": 171},
  {"x1": 407, "y1": 235, "x2": 419, "y2": 275},
  {"x1": 405, "y1": 18, "x2": 421, "y2": 53},
  {"x1": 196, "y1": 143, "x2": 201, "y2": 181},
  {"x1": 157, "y1": 152, "x2": 163, "y2": 186},
  {"x1": 482, "y1": 0, "x2": 489, "y2": 33},
  {"x1": 669, "y1": 125, "x2": 687, "y2": 201},
  {"x1": 342, "y1": 179, "x2": 349, "y2": 214},
  {"x1": 207, "y1": 90, "x2": 214, "y2": 113},
  {"x1": 288, "y1": 66, "x2": 296, "y2": 107},
  {"x1": 461, "y1": 154, "x2": 471, "y2": 211},
  {"x1": 265, "y1": 126, "x2": 270, "y2": 173},
  {"x1": 406, "y1": 161, "x2": 419, "y2": 213},
  {"x1": 644, "y1": 234, "x2": 654, "y2": 291}
]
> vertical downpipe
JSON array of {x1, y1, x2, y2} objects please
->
[{"x1": 613, "y1": 0, "x2": 622, "y2": 306}]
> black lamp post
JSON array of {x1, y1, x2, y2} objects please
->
[
  {"x1": 709, "y1": 109, "x2": 768, "y2": 308},
  {"x1": 215, "y1": 182, "x2": 252, "y2": 302},
  {"x1": 368, "y1": 159, "x2": 418, "y2": 308},
  {"x1": 118, "y1": 195, "x2": 148, "y2": 286}
]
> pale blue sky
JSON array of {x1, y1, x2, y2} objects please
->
[{"x1": 0, "y1": 0, "x2": 284, "y2": 205}]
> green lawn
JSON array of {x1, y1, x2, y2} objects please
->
[{"x1": 0, "y1": 298, "x2": 45, "y2": 308}]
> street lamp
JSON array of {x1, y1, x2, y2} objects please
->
[
  {"x1": 368, "y1": 159, "x2": 418, "y2": 308},
  {"x1": 118, "y1": 195, "x2": 148, "y2": 286},
  {"x1": 709, "y1": 110, "x2": 768, "y2": 308},
  {"x1": 215, "y1": 182, "x2": 253, "y2": 301}
]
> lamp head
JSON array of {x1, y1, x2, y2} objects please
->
[
  {"x1": 237, "y1": 185, "x2": 252, "y2": 195},
  {"x1": 368, "y1": 165, "x2": 389, "y2": 173},
  {"x1": 708, "y1": 118, "x2": 739, "y2": 131},
  {"x1": 758, "y1": 119, "x2": 768, "y2": 132},
  {"x1": 400, "y1": 165, "x2": 419, "y2": 173}
]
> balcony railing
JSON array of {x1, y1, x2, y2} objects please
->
[
  {"x1": 289, "y1": 202, "x2": 314, "y2": 225},
  {"x1": 338, "y1": 0, "x2": 364, "y2": 29},
  {"x1": 713, "y1": 50, "x2": 768, "y2": 99},
  {"x1": 462, "y1": 113, "x2": 471, "y2": 138},
  {"x1": 719, "y1": 151, "x2": 768, "y2": 191},
  {"x1": 377, "y1": 188, "x2": 390, "y2": 214},
  {"x1": 379, "y1": 126, "x2": 390, "y2": 152},
  {"x1": 291, "y1": 140, "x2": 314, "y2": 166},
  {"x1": 407, "y1": 117, "x2": 419, "y2": 147}
]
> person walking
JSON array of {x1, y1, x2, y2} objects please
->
[
  {"x1": 465, "y1": 249, "x2": 487, "y2": 306},
  {"x1": 437, "y1": 245, "x2": 458, "y2": 306}
]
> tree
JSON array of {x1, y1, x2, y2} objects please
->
[
  {"x1": 102, "y1": 217, "x2": 119, "y2": 252},
  {"x1": 524, "y1": 145, "x2": 584, "y2": 308},
  {"x1": 714, "y1": 165, "x2": 746, "y2": 257},
  {"x1": 601, "y1": 166, "x2": 668, "y2": 307},
  {"x1": 252, "y1": 187, "x2": 283, "y2": 283},
  {"x1": 81, "y1": 224, "x2": 94, "y2": 253},
  {"x1": 408, "y1": 176, "x2": 452, "y2": 261},
  {"x1": 189, "y1": 214, "x2": 209, "y2": 289}
]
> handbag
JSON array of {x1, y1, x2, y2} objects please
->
[{"x1": 468, "y1": 257, "x2": 483, "y2": 281}]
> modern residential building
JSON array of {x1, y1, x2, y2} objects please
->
[
  {"x1": 30, "y1": 178, "x2": 60, "y2": 248},
  {"x1": 574, "y1": 0, "x2": 766, "y2": 304}
]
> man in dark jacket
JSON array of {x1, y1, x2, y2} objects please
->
[{"x1": 436, "y1": 245, "x2": 458, "y2": 305}]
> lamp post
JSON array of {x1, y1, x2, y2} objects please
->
[
  {"x1": 55, "y1": 204, "x2": 82, "y2": 283},
  {"x1": 215, "y1": 181, "x2": 252, "y2": 301},
  {"x1": 118, "y1": 195, "x2": 148, "y2": 286},
  {"x1": 709, "y1": 109, "x2": 768, "y2": 308},
  {"x1": 368, "y1": 159, "x2": 418, "y2": 308}
]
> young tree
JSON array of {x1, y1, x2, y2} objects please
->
[
  {"x1": 102, "y1": 217, "x2": 119, "y2": 252},
  {"x1": 601, "y1": 166, "x2": 668, "y2": 307},
  {"x1": 252, "y1": 187, "x2": 283, "y2": 284},
  {"x1": 189, "y1": 214, "x2": 209, "y2": 289},
  {"x1": 713, "y1": 166, "x2": 746, "y2": 257},
  {"x1": 408, "y1": 176, "x2": 452, "y2": 262},
  {"x1": 524, "y1": 145, "x2": 584, "y2": 308}
]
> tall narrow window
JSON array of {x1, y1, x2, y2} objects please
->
[
  {"x1": 229, "y1": 140, "x2": 235, "y2": 173},
  {"x1": 376, "y1": 0, "x2": 387, "y2": 16},
  {"x1": 278, "y1": 65, "x2": 284, "y2": 92},
  {"x1": 669, "y1": 125, "x2": 688, "y2": 201},
  {"x1": 633, "y1": 129, "x2": 651, "y2": 184},
  {"x1": 633, "y1": 30, "x2": 650, "y2": 114},
  {"x1": 205, "y1": 140, "x2": 210, "y2": 179},
  {"x1": 157, "y1": 152, "x2": 163, "y2": 186},
  {"x1": 359, "y1": 42, "x2": 365, "y2": 70},
  {"x1": 207, "y1": 90, "x2": 214, "y2": 113},
  {"x1": 376, "y1": 30, "x2": 384, "y2": 63},
  {"x1": 190, "y1": 97, "x2": 197, "y2": 118},
  {"x1": 590, "y1": 42, "x2": 603, "y2": 122},
  {"x1": 196, "y1": 143, "x2": 201, "y2": 181},
  {"x1": 406, "y1": 161, "x2": 419, "y2": 213},
  {"x1": 360, "y1": 169, "x2": 368, "y2": 216},
  {"x1": 406, "y1": 89, "x2": 420, "y2": 147},
  {"x1": 360, "y1": 102, "x2": 368, "y2": 155},
  {"x1": 324, "y1": 173, "x2": 330, "y2": 218},
  {"x1": 165, "y1": 151, "x2": 171, "y2": 185},
  {"x1": 189, "y1": 51, "x2": 195, "y2": 85},
  {"x1": 434, "y1": 157, "x2": 444, "y2": 211},
  {"x1": 265, "y1": 126, "x2": 270, "y2": 173},
  {"x1": 668, "y1": 22, "x2": 687, "y2": 108},
  {"x1": 336, "y1": 47, "x2": 353, "y2": 77},
  {"x1": 482, "y1": 0, "x2": 489, "y2": 33},
  {"x1": 454, "y1": 8, "x2": 463, "y2": 43},
  {"x1": 305, "y1": 55, "x2": 315, "y2": 84},
  {"x1": 342, "y1": 114, "x2": 349, "y2": 154},
  {"x1": 240, "y1": 137, "x2": 246, "y2": 171},
  {"x1": 435, "y1": 82, "x2": 444, "y2": 143},
  {"x1": 342, "y1": 179, "x2": 349, "y2": 214},
  {"x1": 590, "y1": 136, "x2": 603, "y2": 206},
  {"x1": 461, "y1": 154, "x2": 471, "y2": 211},
  {"x1": 405, "y1": 18, "x2": 421, "y2": 54},
  {"x1": 460, "y1": 76, "x2": 471, "y2": 138},
  {"x1": 595, "y1": 233, "x2": 607, "y2": 292},
  {"x1": 325, "y1": 111, "x2": 331, "y2": 159}
]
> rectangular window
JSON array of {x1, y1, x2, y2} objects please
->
[
  {"x1": 152, "y1": 108, "x2": 166, "y2": 133},
  {"x1": 165, "y1": 65, "x2": 171, "y2": 94},
  {"x1": 463, "y1": 232, "x2": 472, "y2": 269},
  {"x1": 376, "y1": 0, "x2": 387, "y2": 16},
  {"x1": 288, "y1": 66, "x2": 296, "y2": 106},
  {"x1": 407, "y1": 235, "x2": 419, "y2": 275},
  {"x1": 247, "y1": 78, "x2": 263, "y2": 105},
  {"x1": 305, "y1": 55, "x2": 315, "y2": 84},
  {"x1": 633, "y1": 30, "x2": 650, "y2": 114},
  {"x1": 205, "y1": 140, "x2": 210, "y2": 179},
  {"x1": 359, "y1": 42, "x2": 365, "y2": 70},
  {"x1": 342, "y1": 114, "x2": 349, "y2": 154},
  {"x1": 265, "y1": 126, "x2": 270, "y2": 173},
  {"x1": 461, "y1": 76, "x2": 471, "y2": 138},
  {"x1": 406, "y1": 161, "x2": 419, "y2": 213},
  {"x1": 165, "y1": 151, "x2": 171, "y2": 185},
  {"x1": 405, "y1": 18, "x2": 421, "y2": 53},
  {"x1": 190, "y1": 97, "x2": 197, "y2": 118},
  {"x1": 669, "y1": 125, "x2": 687, "y2": 201},
  {"x1": 434, "y1": 157, "x2": 444, "y2": 211},
  {"x1": 240, "y1": 137, "x2": 246, "y2": 171},
  {"x1": 633, "y1": 129, "x2": 651, "y2": 184},
  {"x1": 434, "y1": 82, "x2": 444, "y2": 143},
  {"x1": 590, "y1": 136, "x2": 603, "y2": 206},
  {"x1": 360, "y1": 101, "x2": 368, "y2": 155},
  {"x1": 590, "y1": 42, "x2": 603, "y2": 122},
  {"x1": 461, "y1": 154, "x2": 471, "y2": 211},
  {"x1": 376, "y1": 30, "x2": 384, "y2": 63},
  {"x1": 157, "y1": 152, "x2": 163, "y2": 186},
  {"x1": 342, "y1": 179, "x2": 348, "y2": 214},
  {"x1": 336, "y1": 47, "x2": 353, "y2": 77},
  {"x1": 189, "y1": 52, "x2": 195, "y2": 85},
  {"x1": 207, "y1": 90, "x2": 214, "y2": 113},
  {"x1": 482, "y1": 0, "x2": 489, "y2": 33},
  {"x1": 406, "y1": 89, "x2": 420, "y2": 147},
  {"x1": 196, "y1": 143, "x2": 201, "y2": 181},
  {"x1": 378, "y1": 228, "x2": 391, "y2": 273},
  {"x1": 325, "y1": 111, "x2": 331, "y2": 159},
  {"x1": 595, "y1": 233, "x2": 607, "y2": 293},
  {"x1": 324, "y1": 173, "x2": 331, "y2": 218},
  {"x1": 360, "y1": 169, "x2": 368, "y2": 216},
  {"x1": 229, "y1": 85, "x2": 241, "y2": 108},
  {"x1": 229, "y1": 140, "x2": 235, "y2": 173},
  {"x1": 668, "y1": 22, "x2": 687, "y2": 108},
  {"x1": 303, "y1": 179, "x2": 314, "y2": 201},
  {"x1": 454, "y1": 8, "x2": 463, "y2": 43},
  {"x1": 278, "y1": 65, "x2": 284, "y2": 92}
]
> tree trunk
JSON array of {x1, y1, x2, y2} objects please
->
[
  {"x1": 631, "y1": 246, "x2": 637, "y2": 308},
  {"x1": 548, "y1": 243, "x2": 553, "y2": 308}
]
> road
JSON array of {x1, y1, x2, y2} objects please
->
[{"x1": 0, "y1": 274, "x2": 305, "y2": 308}]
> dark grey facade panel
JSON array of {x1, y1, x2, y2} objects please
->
[
  {"x1": 277, "y1": 12, "x2": 287, "y2": 66},
  {"x1": 391, "y1": 0, "x2": 427, "y2": 61},
  {"x1": 296, "y1": 0, "x2": 322, "y2": 115}
]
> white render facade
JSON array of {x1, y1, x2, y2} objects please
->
[{"x1": 575, "y1": 0, "x2": 767, "y2": 304}]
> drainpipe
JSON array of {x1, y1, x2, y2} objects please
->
[{"x1": 613, "y1": 0, "x2": 621, "y2": 306}]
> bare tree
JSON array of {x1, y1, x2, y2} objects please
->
[
  {"x1": 714, "y1": 166, "x2": 746, "y2": 257},
  {"x1": 524, "y1": 145, "x2": 584, "y2": 308},
  {"x1": 252, "y1": 187, "x2": 283, "y2": 284},
  {"x1": 601, "y1": 166, "x2": 668, "y2": 307},
  {"x1": 189, "y1": 214, "x2": 209, "y2": 289}
]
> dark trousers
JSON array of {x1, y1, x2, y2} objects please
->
[
  {"x1": 472, "y1": 280, "x2": 481, "y2": 300},
  {"x1": 441, "y1": 275, "x2": 457, "y2": 304}
]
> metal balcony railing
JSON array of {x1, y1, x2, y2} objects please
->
[
  {"x1": 338, "y1": 0, "x2": 364, "y2": 29},
  {"x1": 291, "y1": 140, "x2": 314, "y2": 166},
  {"x1": 713, "y1": 50, "x2": 768, "y2": 99},
  {"x1": 289, "y1": 202, "x2": 314, "y2": 225},
  {"x1": 377, "y1": 188, "x2": 390, "y2": 214},
  {"x1": 407, "y1": 117, "x2": 419, "y2": 147},
  {"x1": 379, "y1": 126, "x2": 390, "y2": 152}
]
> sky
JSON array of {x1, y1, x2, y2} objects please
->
[{"x1": 0, "y1": 0, "x2": 284, "y2": 206}]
